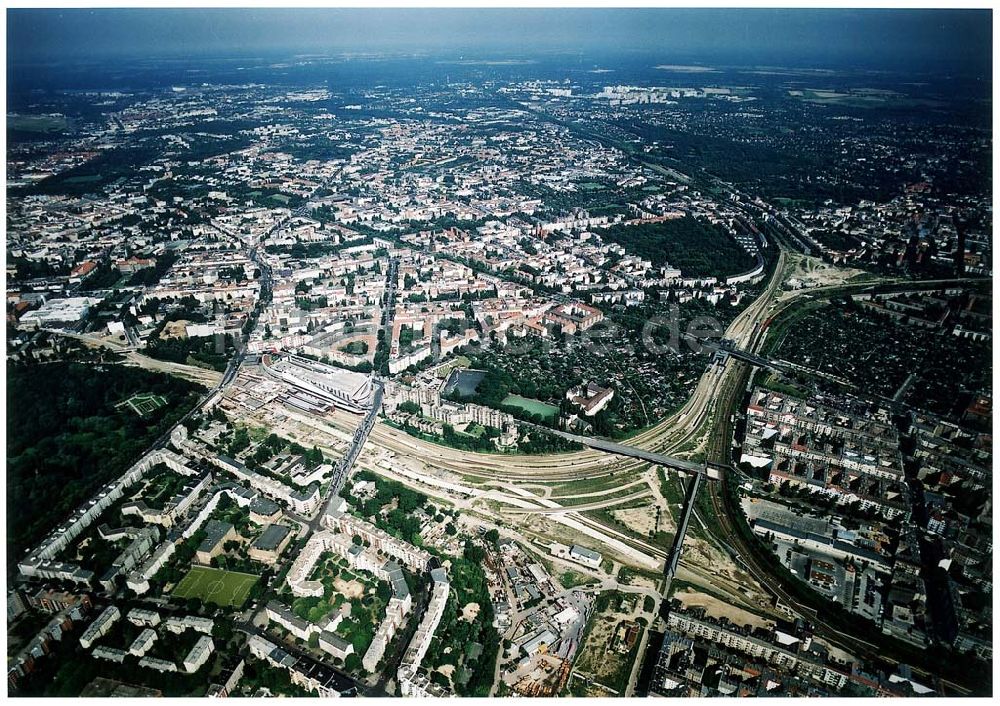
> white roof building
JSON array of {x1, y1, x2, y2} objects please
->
[
  {"x1": 569, "y1": 544, "x2": 602, "y2": 568},
  {"x1": 127, "y1": 608, "x2": 162, "y2": 627},
  {"x1": 129, "y1": 628, "x2": 158, "y2": 657},
  {"x1": 80, "y1": 605, "x2": 121, "y2": 649},
  {"x1": 92, "y1": 646, "x2": 127, "y2": 663},
  {"x1": 183, "y1": 635, "x2": 215, "y2": 673},
  {"x1": 139, "y1": 656, "x2": 178, "y2": 673}
]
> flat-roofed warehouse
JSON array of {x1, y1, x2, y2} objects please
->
[
  {"x1": 262, "y1": 354, "x2": 376, "y2": 413},
  {"x1": 569, "y1": 544, "x2": 602, "y2": 568},
  {"x1": 20, "y1": 296, "x2": 100, "y2": 329}
]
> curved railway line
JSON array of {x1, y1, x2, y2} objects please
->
[
  {"x1": 302, "y1": 243, "x2": 983, "y2": 693},
  {"x1": 353, "y1": 250, "x2": 791, "y2": 485},
  {"x1": 695, "y1": 274, "x2": 980, "y2": 696}
]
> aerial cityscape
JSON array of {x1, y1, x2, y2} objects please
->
[{"x1": 5, "y1": 6, "x2": 993, "y2": 699}]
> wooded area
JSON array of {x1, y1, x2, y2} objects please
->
[
  {"x1": 7, "y1": 362, "x2": 201, "y2": 559},
  {"x1": 596, "y1": 216, "x2": 755, "y2": 277}
]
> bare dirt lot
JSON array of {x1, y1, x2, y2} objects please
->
[
  {"x1": 609, "y1": 505, "x2": 658, "y2": 537},
  {"x1": 124, "y1": 351, "x2": 221, "y2": 388},
  {"x1": 160, "y1": 319, "x2": 191, "y2": 339},
  {"x1": 573, "y1": 597, "x2": 641, "y2": 695},
  {"x1": 333, "y1": 576, "x2": 365, "y2": 599},
  {"x1": 779, "y1": 253, "x2": 870, "y2": 297},
  {"x1": 677, "y1": 535, "x2": 777, "y2": 617},
  {"x1": 673, "y1": 587, "x2": 774, "y2": 630}
]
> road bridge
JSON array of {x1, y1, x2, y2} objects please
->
[
  {"x1": 721, "y1": 346, "x2": 782, "y2": 371},
  {"x1": 311, "y1": 382, "x2": 384, "y2": 530},
  {"x1": 696, "y1": 334, "x2": 872, "y2": 391},
  {"x1": 682, "y1": 333, "x2": 785, "y2": 372},
  {"x1": 534, "y1": 426, "x2": 722, "y2": 481}
]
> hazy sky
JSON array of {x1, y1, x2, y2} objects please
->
[{"x1": 7, "y1": 8, "x2": 992, "y2": 76}]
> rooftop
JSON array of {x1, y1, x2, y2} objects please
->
[
  {"x1": 252, "y1": 524, "x2": 291, "y2": 551},
  {"x1": 198, "y1": 520, "x2": 235, "y2": 554}
]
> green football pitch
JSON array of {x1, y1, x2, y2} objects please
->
[{"x1": 171, "y1": 565, "x2": 259, "y2": 608}]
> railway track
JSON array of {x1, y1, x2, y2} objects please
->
[
  {"x1": 692, "y1": 282, "x2": 981, "y2": 696},
  {"x1": 702, "y1": 475, "x2": 973, "y2": 695}
]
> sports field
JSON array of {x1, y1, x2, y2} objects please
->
[
  {"x1": 171, "y1": 566, "x2": 259, "y2": 608},
  {"x1": 502, "y1": 394, "x2": 559, "y2": 420},
  {"x1": 116, "y1": 392, "x2": 168, "y2": 417}
]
